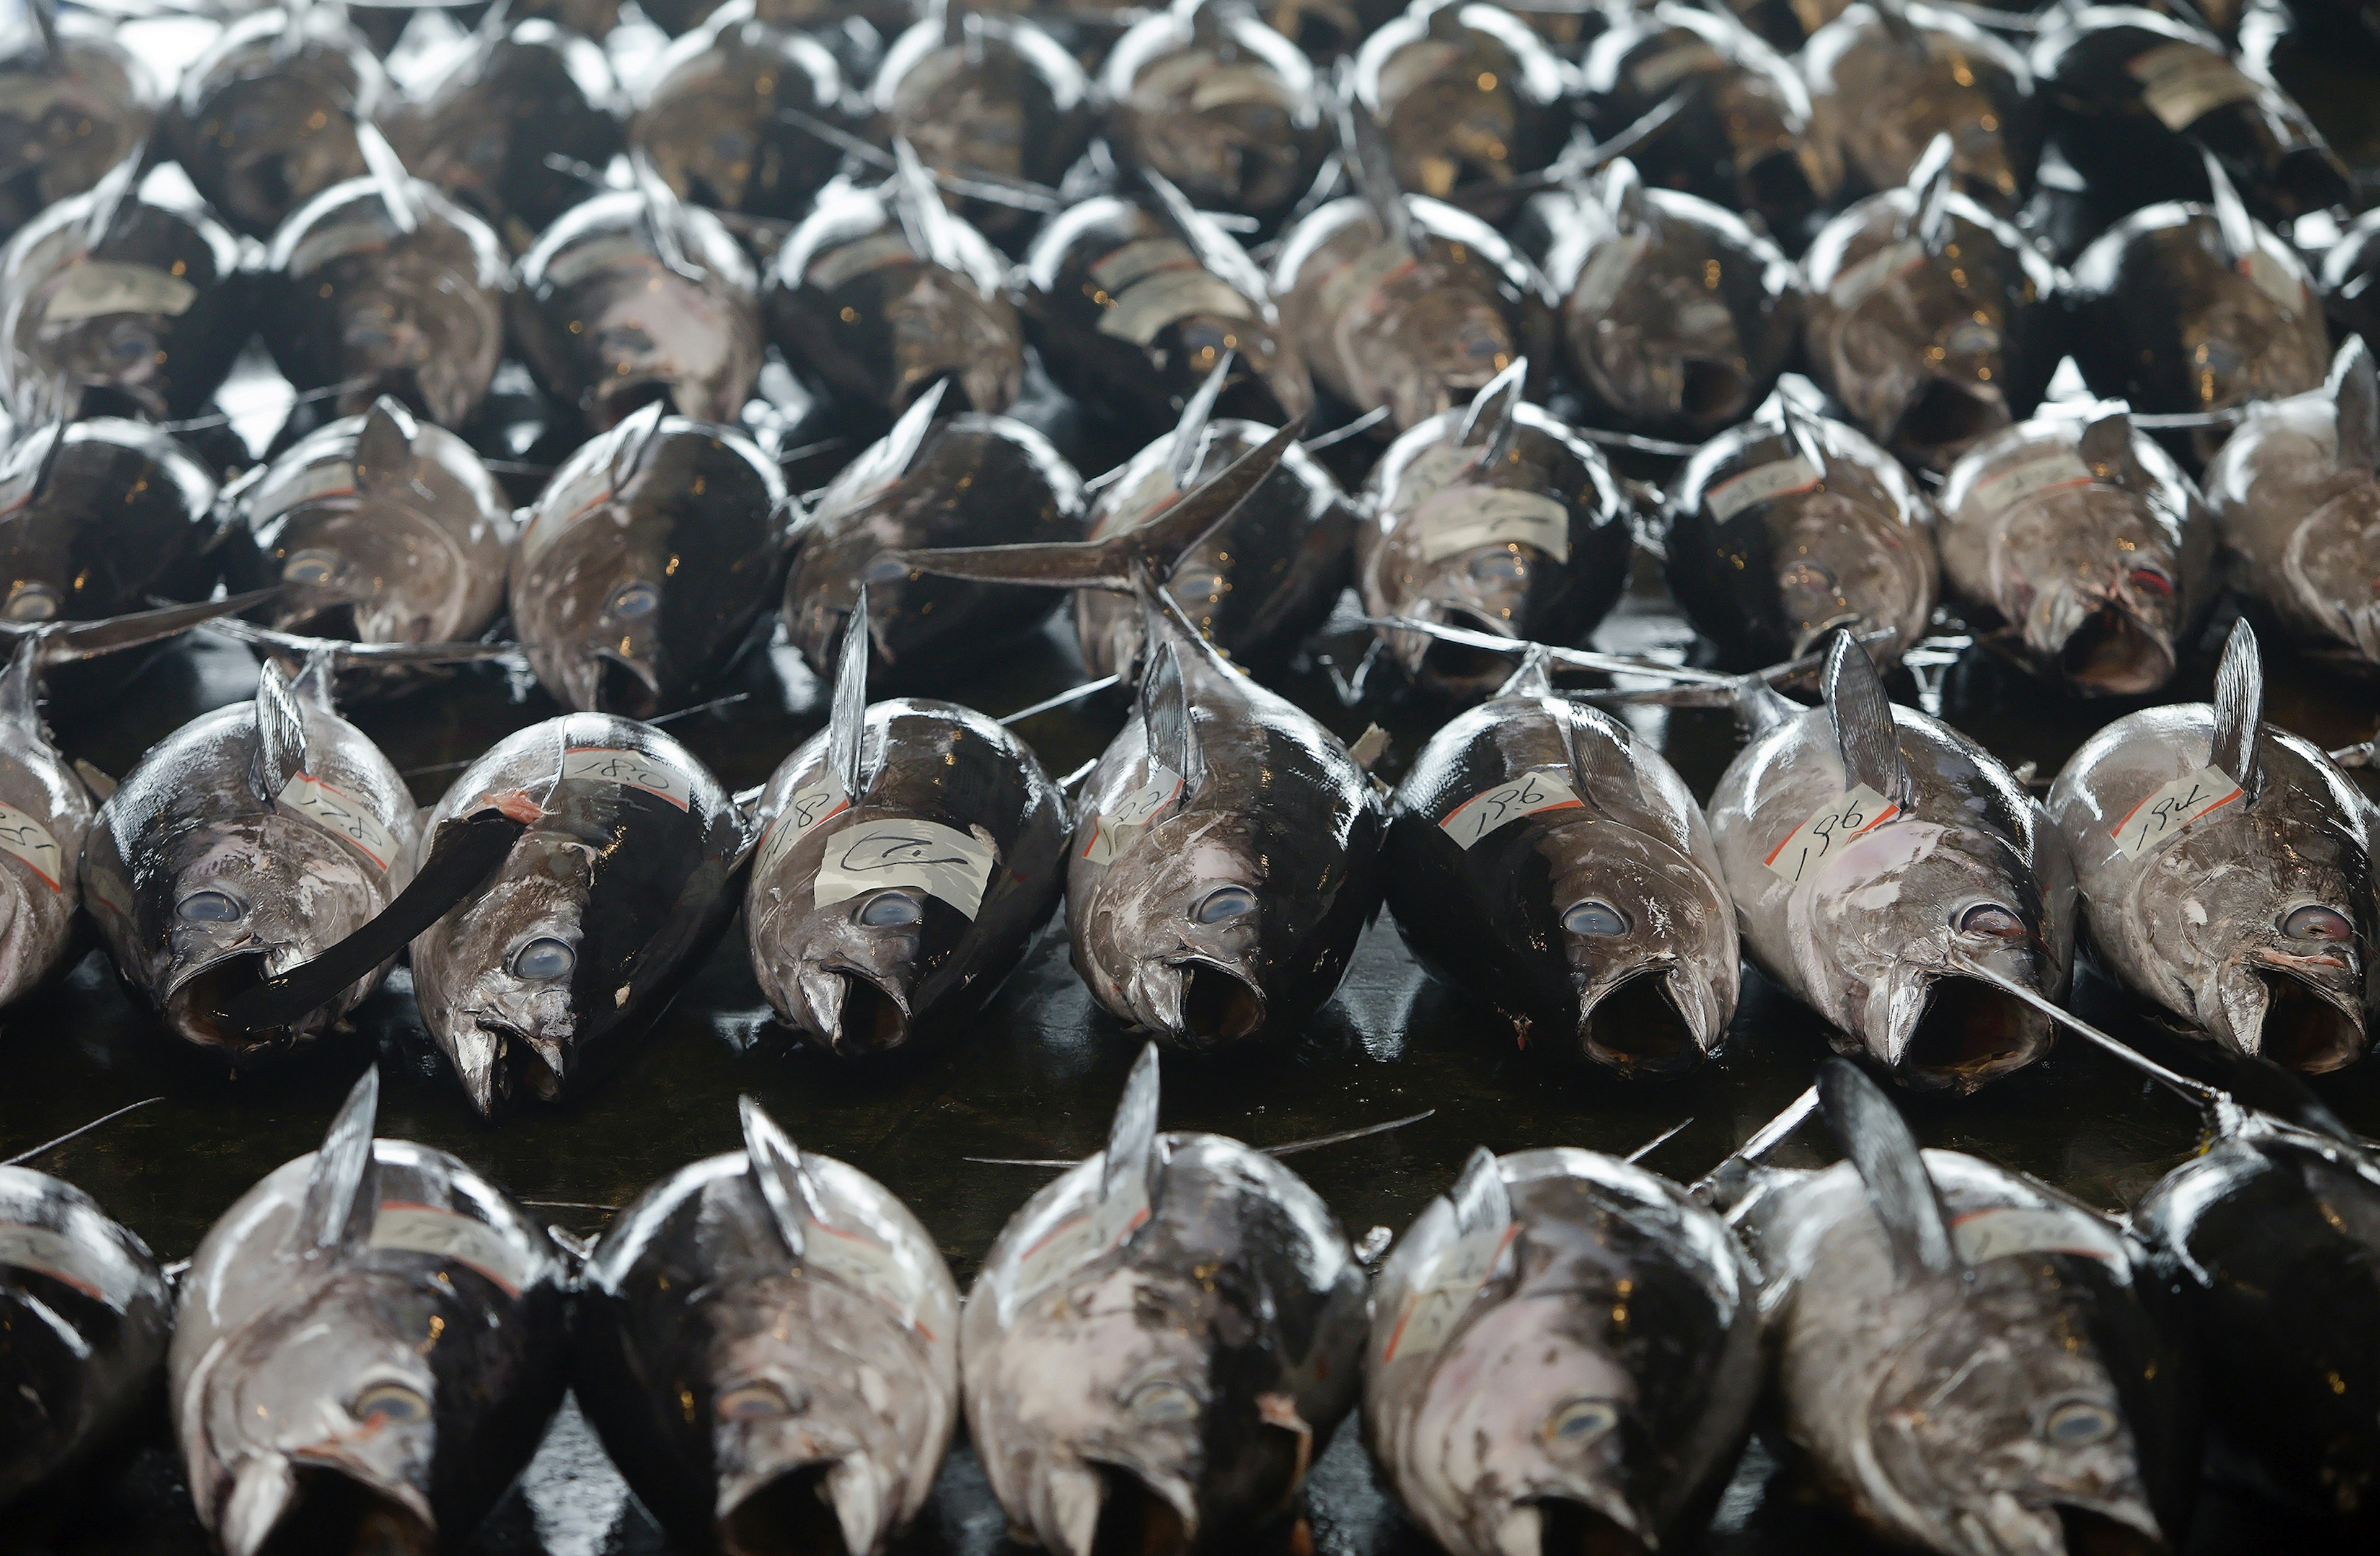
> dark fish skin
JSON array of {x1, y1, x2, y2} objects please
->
[
  {"x1": 2321, "y1": 204, "x2": 2380, "y2": 351},
  {"x1": 164, "y1": 6, "x2": 390, "y2": 239},
  {"x1": 1517, "y1": 164, "x2": 1804, "y2": 441},
  {"x1": 0, "y1": 161, "x2": 249, "y2": 424},
  {"x1": 0, "y1": 1165, "x2": 169, "y2": 1515},
  {"x1": 628, "y1": 18, "x2": 848, "y2": 222},
  {"x1": 169, "y1": 1072, "x2": 569, "y2": 1556},
  {"x1": 0, "y1": 418, "x2": 224, "y2": 621},
  {"x1": 1019, "y1": 195, "x2": 1311, "y2": 437},
  {"x1": 1098, "y1": 1, "x2": 1329, "y2": 234},
  {"x1": 511, "y1": 405, "x2": 790, "y2": 716},
  {"x1": 0, "y1": 11, "x2": 157, "y2": 243},
  {"x1": 764, "y1": 175, "x2": 1025, "y2": 420},
  {"x1": 1075, "y1": 420, "x2": 1353, "y2": 679},
  {"x1": 510, "y1": 187, "x2": 763, "y2": 433},
  {"x1": 380, "y1": 19, "x2": 625, "y2": 245},
  {"x1": 258, "y1": 174, "x2": 511, "y2": 430},
  {"x1": 1802, "y1": 1, "x2": 2038, "y2": 214},
  {"x1": 2031, "y1": 7, "x2": 2350, "y2": 224},
  {"x1": 746, "y1": 700, "x2": 1067, "y2": 1056},
  {"x1": 1350, "y1": 0, "x2": 1571, "y2": 200},
  {"x1": 1385, "y1": 664, "x2": 1739, "y2": 1073},
  {"x1": 410, "y1": 714, "x2": 744, "y2": 1114},
  {"x1": 1252, "y1": 0, "x2": 1401, "y2": 63},
  {"x1": 782, "y1": 411, "x2": 1085, "y2": 679},
  {"x1": 575, "y1": 1105, "x2": 961, "y2": 1556},
  {"x1": 1365, "y1": 1148, "x2": 1760, "y2": 1555}
]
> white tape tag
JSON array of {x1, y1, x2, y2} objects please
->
[
  {"x1": 278, "y1": 775, "x2": 400, "y2": 871},
  {"x1": 1412, "y1": 488, "x2": 1571, "y2": 565},
  {"x1": 2240, "y1": 250, "x2": 2306, "y2": 313},
  {"x1": 1380, "y1": 1223, "x2": 1517, "y2": 1362},
  {"x1": 1318, "y1": 240, "x2": 1418, "y2": 321},
  {"x1": 0, "y1": 1221, "x2": 136, "y2": 1308},
  {"x1": 369, "y1": 1202, "x2": 534, "y2": 1298},
  {"x1": 2127, "y1": 42, "x2": 2258, "y2": 131},
  {"x1": 754, "y1": 776, "x2": 852, "y2": 882},
  {"x1": 1090, "y1": 237, "x2": 1199, "y2": 294},
  {"x1": 1763, "y1": 783, "x2": 1900, "y2": 883},
  {"x1": 1950, "y1": 1206, "x2": 2128, "y2": 1270},
  {"x1": 801, "y1": 1218, "x2": 937, "y2": 1338},
  {"x1": 563, "y1": 747, "x2": 691, "y2": 811},
  {"x1": 1081, "y1": 767, "x2": 1183, "y2": 866},
  {"x1": 1569, "y1": 229, "x2": 1651, "y2": 318},
  {"x1": 2109, "y1": 765, "x2": 2242, "y2": 860},
  {"x1": 1013, "y1": 1172, "x2": 1151, "y2": 1305},
  {"x1": 1440, "y1": 770, "x2": 1584, "y2": 849},
  {"x1": 814, "y1": 817, "x2": 996, "y2": 918},
  {"x1": 1830, "y1": 238, "x2": 1928, "y2": 314},
  {"x1": 1191, "y1": 63, "x2": 1293, "y2": 111},
  {"x1": 1705, "y1": 455, "x2": 1822, "y2": 522},
  {"x1": 805, "y1": 232, "x2": 915, "y2": 292},
  {"x1": 0, "y1": 801, "x2": 64, "y2": 890},
  {"x1": 43, "y1": 261, "x2": 196, "y2": 325},
  {"x1": 1388, "y1": 442, "x2": 1479, "y2": 514},
  {"x1": 1960, "y1": 447, "x2": 2095, "y2": 526},
  {"x1": 1099, "y1": 268, "x2": 1254, "y2": 346},
  {"x1": 1631, "y1": 40, "x2": 1723, "y2": 94}
]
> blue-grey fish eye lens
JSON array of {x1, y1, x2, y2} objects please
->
[
  {"x1": 2040, "y1": 1399, "x2": 2118, "y2": 1446},
  {"x1": 513, "y1": 937, "x2": 575, "y2": 978},
  {"x1": 715, "y1": 1382, "x2": 798, "y2": 1422},
  {"x1": 1957, "y1": 903, "x2": 2025, "y2": 939},
  {"x1": 1127, "y1": 1379, "x2": 1197, "y2": 1424},
  {"x1": 177, "y1": 890, "x2": 242, "y2": 923},
  {"x1": 4, "y1": 585, "x2": 58, "y2": 622},
  {"x1": 351, "y1": 1382, "x2": 428, "y2": 1425},
  {"x1": 857, "y1": 892, "x2": 924, "y2": 927},
  {"x1": 1544, "y1": 1397, "x2": 1618, "y2": 1444},
  {"x1": 2283, "y1": 905, "x2": 2353, "y2": 942},
  {"x1": 1466, "y1": 550, "x2": 1527, "y2": 583},
  {"x1": 1194, "y1": 886, "x2": 1257, "y2": 924},
  {"x1": 283, "y1": 552, "x2": 339, "y2": 587},
  {"x1": 860, "y1": 553, "x2": 910, "y2": 585},
  {"x1": 609, "y1": 581, "x2": 661, "y2": 620},
  {"x1": 1562, "y1": 900, "x2": 1629, "y2": 936}
]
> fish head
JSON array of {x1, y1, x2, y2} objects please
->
[
  {"x1": 1992, "y1": 486, "x2": 2185, "y2": 697},
  {"x1": 197, "y1": 71, "x2": 366, "y2": 235},
  {"x1": 2171, "y1": 227, "x2": 2330, "y2": 420},
  {"x1": 30, "y1": 293, "x2": 172, "y2": 418},
  {"x1": 1544, "y1": 820, "x2": 1735, "y2": 1075},
  {"x1": 750, "y1": 879, "x2": 957, "y2": 1057},
  {"x1": 569, "y1": 258, "x2": 755, "y2": 428},
  {"x1": 1574, "y1": 275, "x2": 1758, "y2": 434},
  {"x1": 1343, "y1": 259, "x2": 1516, "y2": 431},
  {"x1": 1768, "y1": 487, "x2": 1937, "y2": 659},
  {"x1": 415, "y1": 852, "x2": 589, "y2": 1115},
  {"x1": 262, "y1": 496, "x2": 470, "y2": 645},
  {"x1": 2282, "y1": 481, "x2": 2380, "y2": 667},
  {"x1": 1084, "y1": 809, "x2": 1274, "y2": 1048},
  {"x1": 310, "y1": 236, "x2": 502, "y2": 427},
  {"x1": 518, "y1": 511, "x2": 676, "y2": 717},
  {"x1": 1826, "y1": 268, "x2": 2014, "y2": 470},
  {"x1": 884, "y1": 268, "x2": 1023, "y2": 415},
  {"x1": 1387, "y1": 58, "x2": 1523, "y2": 197}
]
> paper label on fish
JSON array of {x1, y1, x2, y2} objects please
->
[
  {"x1": 0, "y1": 802, "x2": 65, "y2": 890},
  {"x1": 2127, "y1": 42, "x2": 2259, "y2": 131},
  {"x1": 1440, "y1": 770, "x2": 1584, "y2": 849},
  {"x1": 1763, "y1": 783, "x2": 1900, "y2": 883},
  {"x1": 1704, "y1": 455, "x2": 1822, "y2": 522},
  {"x1": 1828, "y1": 239, "x2": 1928, "y2": 315},
  {"x1": 801, "y1": 1216, "x2": 936, "y2": 1338},
  {"x1": 562, "y1": 747, "x2": 692, "y2": 811},
  {"x1": 0, "y1": 1221, "x2": 137, "y2": 1308},
  {"x1": 2109, "y1": 764, "x2": 2242, "y2": 860},
  {"x1": 42, "y1": 262, "x2": 196, "y2": 325},
  {"x1": 1631, "y1": 40, "x2": 1724, "y2": 95},
  {"x1": 368, "y1": 1202, "x2": 534, "y2": 1297},
  {"x1": 814, "y1": 816, "x2": 997, "y2": 918},
  {"x1": 1317, "y1": 240, "x2": 1420, "y2": 323},
  {"x1": 1959, "y1": 447, "x2": 2095, "y2": 526},
  {"x1": 277, "y1": 775, "x2": 399, "y2": 871},
  {"x1": 1080, "y1": 765, "x2": 1183, "y2": 866},
  {"x1": 1949, "y1": 1206, "x2": 2129, "y2": 1270},
  {"x1": 1099, "y1": 268, "x2": 1256, "y2": 346},
  {"x1": 543, "y1": 233, "x2": 659, "y2": 290},
  {"x1": 1090, "y1": 237, "x2": 1201, "y2": 295},
  {"x1": 1379, "y1": 1222, "x2": 1518, "y2": 1362},
  {"x1": 1388, "y1": 443, "x2": 1481, "y2": 514},
  {"x1": 754, "y1": 776, "x2": 852, "y2": 882},
  {"x1": 1010, "y1": 1172, "x2": 1152, "y2": 1308},
  {"x1": 2239, "y1": 249, "x2": 2307, "y2": 313},
  {"x1": 805, "y1": 232, "x2": 917, "y2": 293},
  {"x1": 1411, "y1": 487, "x2": 1572, "y2": 565},
  {"x1": 1567, "y1": 229, "x2": 1652, "y2": 319}
]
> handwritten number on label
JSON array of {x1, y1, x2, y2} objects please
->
[{"x1": 1763, "y1": 783, "x2": 1899, "y2": 884}]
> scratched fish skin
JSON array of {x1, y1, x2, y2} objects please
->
[
  {"x1": 1517, "y1": 161, "x2": 1803, "y2": 441},
  {"x1": 963, "y1": 1052, "x2": 1367, "y2": 1556},
  {"x1": 1020, "y1": 195, "x2": 1311, "y2": 437},
  {"x1": 0, "y1": 160, "x2": 249, "y2": 424},
  {"x1": 1659, "y1": 389, "x2": 1939, "y2": 668},
  {"x1": 1100, "y1": 0, "x2": 1329, "y2": 234},
  {"x1": 628, "y1": 17, "x2": 848, "y2": 222},
  {"x1": 1271, "y1": 195, "x2": 1553, "y2": 434},
  {"x1": 1075, "y1": 420, "x2": 1352, "y2": 679},
  {"x1": 511, "y1": 405, "x2": 789, "y2": 716},
  {"x1": 0, "y1": 418, "x2": 223, "y2": 621},
  {"x1": 1357, "y1": 401, "x2": 1632, "y2": 700},
  {"x1": 1365, "y1": 1148, "x2": 1760, "y2": 1555},
  {"x1": 782, "y1": 411, "x2": 1083, "y2": 679},
  {"x1": 1385, "y1": 661, "x2": 1739, "y2": 1074},
  {"x1": 1351, "y1": 0, "x2": 1570, "y2": 200},
  {"x1": 745, "y1": 703, "x2": 1067, "y2": 1057},
  {"x1": 765, "y1": 174, "x2": 1024, "y2": 420},
  {"x1": 258, "y1": 171, "x2": 510, "y2": 429},
  {"x1": 169, "y1": 1072, "x2": 569, "y2": 1556},
  {"x1": 0, "y1": 9, "x2": 157, "y2": 243},
  {"x1": 0, "y1": 1166, "x2": 169, "y2": 1515},
  {"x1": 576, "y1": 1103, "x2": 961, "y2": 1556},
  {"x1": 1937, "y1": 404, "x2": 2212, "y2": 697},
  {"x1": 82, "y1": 660, "x2": 423, "y2": 1062},
  {"x1": 1724, "y1": 1071, "x2": 2192, "y2": 1556},
  {"x1": 411, "y1": 714, "x2": 744, "y2": 1115},
  {"x1": 1800, "y1": 1, "x2": 2038, "y2": 214},
  {"x1": 511, "y1": 186, "x2": 763, "y2": 433},
  {"x1": 164, "y1": 6, "x2": 389, "y2": 239}
]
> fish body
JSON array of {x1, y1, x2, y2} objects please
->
[
  {"x1": 511, "y1": 403, "x2": 789, "y2": 716},
  {"x1": 575, "y1": 1103, "x2": 961, "y2": 1556},
  {"x1": 1802, "y1": 1, "x2": 2038, "y2": 213},
  {"x1": 1365, "y1": 1146, "x2": 1760, "y2": 1554},
  {"x1": 410, "y1": 714, "x2": 743, "y2": 1114},
  {"x1": 0, "y1": 417, "x2": 223, "y2": 621},
  {"x1": 0, "y1": 11, "x2": 157, "y2": 244},
  {"x1": 166, "y1": 6, "x2": 389, "y2": 239},
  {"x1": 1350, "y1": 0, "x2": 1570, "y2": 200},
  {"x1": 629, "y1": 17, "x2": 848, "y2": 221},
  {"x1": 169, "y1": 1072, "x2": 570, "y2": 1556}
]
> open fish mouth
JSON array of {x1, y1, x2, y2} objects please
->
[
  {"x1": 1497, "y1": 1494, "x2": 1651, "y2": 1556},
  {"x1": 471, "y1": 1018, "x2": 570, "y2": 1110},
  {"x1": 165, "y1": 950, "x2": 299, "y2": 1057},
  {"x1": 1672, "y1": 357, "x2": 1751, "y2": 426},
  {"x1": 2051, "y1": 1503, "x2": 2166, "y2": 1556},
  {"x1": 719, "y1": 1463, "x2": 850, "y2": 1556},
  {"x1": 2055, "y1": 606, "x2": 2172, "y2": 697},
  {"x1": 1079, "y1": 1464, "x2": 1192, "y2": 1556},
  {"x1": 1889, "y1": 973, "x2": 2049, "y2": 1092},
  {"x1": 1138, "y1": 956, "x2": 1267, "y2": 1048},
  {"x1": 1579, "y1": 966, "x2": 1709, "y2": 1078},
  {"x1": 1408, "y1": 608, "x2": 1520, "y2": 691},
  {"x1": 2245, "y1": 967, "x2": 2366, "y2": 1074},
  {"x1": 799, "y1": 965, "x2": 914, "y2": 1057},
  {"x1": 591, "y1": 374, "x2": 677, "y2": 428},
  {"x1": 229, "y1": 1463, "x2": 435, "y2": 1556},
  {"x1": 594, "y1": 650, "x2": 664, "y2": 719}
]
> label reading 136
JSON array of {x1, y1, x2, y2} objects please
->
[
  {"x1": 1764, "y1": 783, "x2": 1900, "y2": 883},
  {"x1": 1440, "y1": 771, "x2": 1584, "y2": 850}
]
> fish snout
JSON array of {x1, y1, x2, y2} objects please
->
[
  {"x1": 1491, "y1": 1488, "x2": 1655, "y2": 1556},
  {"x1": 459, "y1": 1015, "x2": 573, "y2": 1114},
  {"x1": 1874, "y1": 964, "x2": 2053, "y2": 1094},
  {"x1": 793, "y1": 962, "x2": 915, "y2": 1058},
  {"x1": 1034, "y1": 1457, "x2": 1201, "y2": 1556},
  {"x1": 716, "y1": 1444, "x2": 891, "y2": 1556},
  {"x1": 218, "y1": 1451, "x2": 436, "y2": 1556},
  {"x1": 1575, "y1": 960, "x2": 1716, "y2": 1078},
  {"x1": 1130, "y1": 956, "x2": 1267, "y2": 1050}
]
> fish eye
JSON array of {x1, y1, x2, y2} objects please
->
[
  {"x1": 1125, "y1": 1379, "x2": 1198, "y2": 1424},
  {"x1": 1956, "y1": 903, "x2": 2025, "y2": 939},
  {"x1": 860, "y1": 553, "x2": 911, "y2": 586},
  {"x1": 857, "y1": 891, "x2": 924, "y2": 927},
  {"x1": 715, "y1": 1381, "x2": 803, "y2": 1421},
  {"x1": 3, "y1": 584, "x2": 57, "y2": 622},
  {"x1": 176, "y1": 890, "x2": 243, "y2": 923},
  {"x1": 1543, "y1": 1396, "x2": 1619, "y2": 1444},
  {"x1": 607, "y1": 581, "x2": 660, "y2": 620},
  {"x1": 2038, "y1": 1398, "x2": 2119, "y2": 1447},
  {"x1": 2283, "y1": 905, "x2": 2353, "y2": 942},
  {"x1": 2127, "y1": 568, "x2": 2173, "y2": 599},
  {"x1": 351, "y1": 1381, "x2": 429, "y2": 1425},
  {"x1": 1193, "y1": 886, "x2": 1256, "y2": 924},
  {"x1": 283, "y1": 551, "x2": 340, "y2": 587},
  {"x1": 512, "y1": 937, "x2": 575, "y2": 978},
  {"x1": 1466, "y1": 549, "x2": 1527, "y2": 583},
  {"x1": 1562, "y1": 900, "x2": 1629, "y2": 936}
]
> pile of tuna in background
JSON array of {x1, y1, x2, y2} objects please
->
[{"x1": 7, "y1": 0, "x2": 2380, "y2": 1551}]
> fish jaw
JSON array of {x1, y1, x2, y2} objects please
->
[
  {"x1": 794, "y1": 963, "x2": 917, "y2": 1058},
  {"x1": 714, "y1": 1445, "x2": 891, "y2": 1556},
  {"x1": 1869, "y1": 962, "x2": 2055, "y2": 1094},
  {"x1": 1125, "y1": 956, "x2": 1268, "y2": 1051},
  {"x1": 1576, "y1": 961, "x2": 1726, "y2": 1078},
  {"x1": 750, "y1": 902, "x2": 925, "y2": 1057},
  {"x1": 2207, "y1": 954, "x2": 2368, "y2": 1074},
  {"x1": 1554, "y1": 824, "x2": 1739, "y2": 1076},
  {"x1": 1491, "y1": 1494, "x2": 1654, "y2": 1556}
]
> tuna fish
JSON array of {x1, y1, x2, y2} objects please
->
[
  {"x1": 0, "y1": 415, "x2": 225, "y2": 620},
  {"x1": 1349, "y1": 0, "x2": 1571, "y2": 199},
  {"x1": 1801, "y1": 0, "x2": 2038, "y2": 213},
  {"x1": 628, "y1": 14, "x2": 849, "y2": 222},
  {"x1": 0, "y1": 3, "x2": 157, "y2": 243}
]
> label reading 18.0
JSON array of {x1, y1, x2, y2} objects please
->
[
  {"x1": 563, "y1": 747, "x2": 690, "y2": 811},
  {"x1": 2110, "y1": 765, "x2": 2242, "y2": 860},
  {"x1": 1764, "y1": 783, "x2": 1900, "y2": 883},
  {"x1": 1440, "y1": 771, "x2": 1584, "y2": 850},
  {"x1": 753, "y1": 776, "x2": 850, "y2": 882}
]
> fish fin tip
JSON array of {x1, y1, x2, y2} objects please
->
[
  {"x1": 1104, "y1": 1043, "x2": 1163, "y2": 1204},
  {"x1": 301, "y1": 1066, "x2": 381, "y2": 1253},
  {"x1": 739, "y1": 1094, "x2": 819, "y2": 1257},
  {"x1": 2211, "y1": 618, "x2": 2263, "y2": 799},
  {"x1": 1816, "y1": 1057, "x2": 1955, "y2": 1276},
  {"x1": 1823, "y1": 631, "x2": 1907, "y2": 807},
  {"x1": 1447, "y1": 1144, "x2": 1511, "y2": 1237},
  {"x1": 252, "y1": 658, "x2": 311, "y2": 801},
  {"x1": 1139, "y1": 639, "x2": 1203, "y2": 794},
  {"x1": 2331, "y1": 336, "x2": 2379, "y2": 475},
  {"x1": 831, "y1": 585, "x2": 871, "y2": 799}
]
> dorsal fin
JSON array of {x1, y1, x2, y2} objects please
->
[
  {"x1": 252, "y1": 659, "x2": 310, "y2": 802},
  {"x1": 2330, "y1": 336, "x2": 2378, "y2": 476},
  {"x1": 941, "y1": 0, "x2": 966, "y2": 48},
  {"x1": 739, "y1": 1095, "x2": 823, "y2": 1259},
  {"x1": 1458, "y1": 356, "x2": 1527, "y2": 470},
  {"x1": 1825, "y1": 630, "x2": 1907, "y2": 809},
  {"x1": 1142, "y1": 165, "x2": 1271, "y2": 303},
  {"x1": 2076, "y1": 402, "x2": 2136, "y2": 484},
  {"x1": 1599, "y1": 157, "x2": 1646, "y2": 232},
  {"x1": 1871, "y1": 0, "x2": 1924, "y2": 50},
  {"x1": 1103, "y1": 1042, "x2": 1161, "y2": 1207},
  {"x1": 300, "y1": 1067, "x2": 379, "y2": 1256},
  {"x1": 27, "y1": 0, "x2": 58, "y2": 59},
  {"x1": 0, "y1": 637, "x2": 37, "y2": 736},
  {"x1": 1817, "y1": 1057, "x2": 1955, "y2": 1278},
  {"x1": 876, "y1": 376, "x2": 946, "y2": 486},
  {"x1": 355, "y1": 120, "x2": 418, "y2": 235},
  {"x1": 2211, "y1": 618, "x2": 2263, "y2": 801},
  {"x1": 1169, "y1": 350, "x2": 1233, "y2": 490},
  {"x1": 1186, "y1": 0, "x2": 1227, "y2": 48},
  {"x1": 1446, "y1": 1145, "x2": 1512, "y2": 1239},
  {"x1": 1910, "y1": 134, "x2": 1958, "y2": 257},
  {"x1": 1139, "y1": 640, "x2": 1203, "y2": 793},
  {"x1": 1422, "y1": 0, "x2": 1463, "y2": 40},
  {"x1": 830, "y1": 583, "x2": 871, "y2": 801},
  {"x1": 1773, "y1": 388, "x2": 1828, "y2": 479},
  {"x1": 1334, "y1": 62, "x2": 1418, "y2": 257},
  {"x1": 354, "y1": 397, "x2": 415, "y2": 493},
  {"x1": 890, "y1": 138, "x2": 961, "y2": 272},
  {"x1": 74, "y1": 757, "x2": 114, "y2": 802},
  {"x1": 608, "y1": 397, "x2": 667, "y2": 491},
  {"x1": 2200, "y1": 151, "x2": 2258, "y2": 266},
  {"x1": 631, "y1": 151, "x2": 701, "y2": 281},
  {"x1": 79, "y1": 146, "x2": 143, "y2": 252}
]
